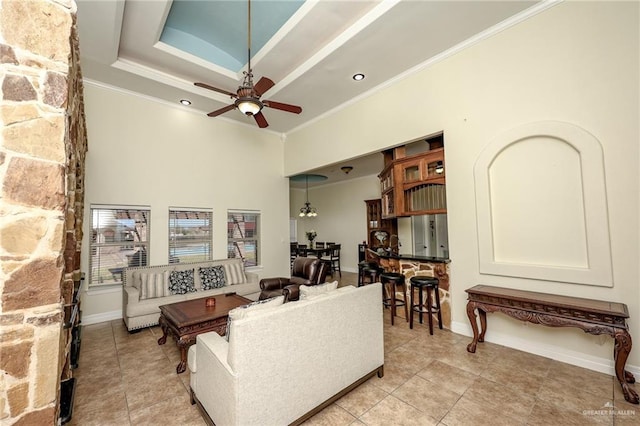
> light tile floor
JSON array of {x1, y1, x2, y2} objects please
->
[{"x1": 70, "y1": 273, "x2": 638, "y2": 425}]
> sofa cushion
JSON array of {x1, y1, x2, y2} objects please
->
[
  {"x1": 199, "y1": 266, "x2": 226, "y2": 290},
  {"x1": 139, "y1": 271, "x2": 169, "y2": 300},
  {"x1": 299, "y1": 281, "x2": 339, "y2": 300},
  {"x1": 168, "y1": 269, "x2": 197, "y2": 295},
  {"x1": 223, "y1": 262, "x2": 247, "y2": 285},
  {"x1": 225, "y1": 296, "x2": 284, "y2": 341}
]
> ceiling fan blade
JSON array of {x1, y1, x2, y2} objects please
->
[
  {"x1": 253, "y1": 111, "x2": 269, "y2": 128},
  {"x1": 195, "y1": 82, "x2": 238, "y2": 98},
  {"x1": 263, "y1": 100, "x2": 302, "y2": 114},
  {"x1": 207, "y1": 104, "x2": 236, "y2": 117},
  {"x1": 253, "y1": 77, "x2": 275, "y2": 97}
]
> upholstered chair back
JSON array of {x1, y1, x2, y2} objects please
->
[{"x1": 289, "y1": 257, "x2": 328, "y2": 286}]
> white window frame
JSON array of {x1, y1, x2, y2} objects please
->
[
  {"x1": 89, "y1": 205, "x2": 150, "y2": 287},
  {"x1": 169, "y1": 207, "x2": 213, "y2": 264},
  {"x1": 227, "y1": 210, "x2": 260, "y2": 267}
]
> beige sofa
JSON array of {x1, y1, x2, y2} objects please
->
[
  {"x1": 122, "y1": 258, "x2": 260, "y2": 331},
  {"x1": 188, "y1": 283, "x2": 384, "y2": 426}
]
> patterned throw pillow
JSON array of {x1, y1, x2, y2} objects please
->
[
  {"x1": 199, "y1": 266, "x2": 226, "y2": 290},
  {"x1": 225, "y1": 296, "x2": 284, "y2": 341},
  {"x1": 168, "y1": 269, "x2": 197, "y2": 295}
]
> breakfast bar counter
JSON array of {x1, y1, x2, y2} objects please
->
[{"x1": 376, "y1": 253, "x2": 451, "y2": 330}]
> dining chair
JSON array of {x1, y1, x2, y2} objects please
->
[
  {"x1": 323, "y1": 244, "x2": 341, "y2": 277},
  {"x1": 290, "y1": 243, "x2": 298, "y2": 268},
  {"x1": 315, "y1": 242, "x2": 325, "y2": 249}
]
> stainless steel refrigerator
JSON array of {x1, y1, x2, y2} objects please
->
[{"x1": 412, "y1": 214, "x2": 449, "y2": 258}]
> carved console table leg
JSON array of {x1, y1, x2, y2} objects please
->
[
  {"x1": 466, "y1": 302, "x2": 480, "y2": 353},
  {"x1": 478, "y1": 309, "x2": 487, "y2": 343},
  {"x1": 614, "y1": 329, "x2": 639, "y2": 404}
]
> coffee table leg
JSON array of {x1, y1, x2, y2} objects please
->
[{"x1": 157, "y1": 315, "x2": 168, "y2": 345}]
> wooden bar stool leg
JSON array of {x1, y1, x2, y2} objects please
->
[
  {"x1": 409, "y1": 285, "x2": 415, "y2": 329},
  {"x1": 419, "y1": 286, "x2": 424, "y2": 324},
  {"x1": 402, "y1": 283, "x2": 408, "y2": 322},
  {"x1": 390, "y1": 283, "x2": 396, "y2": 326},
  {"x1": 426, "y1": 286, "x2": 434, "y2": 335},
  {"x1": 435, "y1": 285, "x2": 443, "y2": 330}
]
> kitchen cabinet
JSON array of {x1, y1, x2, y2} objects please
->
[
  {"x1": 379, "y1": 145, "x2": 446, "y2": 218},
  {"x1": 364, "y1": 199, "x2": 397, "y2": 252}
]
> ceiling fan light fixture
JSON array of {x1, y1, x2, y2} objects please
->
[{"x1": 236, "y1": 98, "x2": 262, "y2": 115}]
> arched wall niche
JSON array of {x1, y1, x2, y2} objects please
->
[{"x1": 474, "y1": 121, "x2": 612, "y2": 287}]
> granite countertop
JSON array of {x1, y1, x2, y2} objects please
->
[{"x1": 377, "y1": 253, "x2": 450, "y2": 263}]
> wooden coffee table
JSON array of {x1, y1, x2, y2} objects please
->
[{"x1": 157, "y1": 293, "x2": 251, "y2": 373}]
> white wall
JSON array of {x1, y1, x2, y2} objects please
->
[
  {"x1": 81, "y1": 84, "x2": 292, "y2": 321},
  {"x1": 284, "y1": 2, "x2": 640, "y2": 371},
  {"x1": 290, "y1": 175, "x2": 380, "y2": 272}
]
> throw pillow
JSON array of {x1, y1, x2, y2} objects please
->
[
  {"x1": 168, "y1": 269, "x2": 197, "y2": 295},
  {"x1": 299, "y1": 281, "x2": 339, "y2": 300},
  {"x1": 139, "y1": 272, "x2": 167, "y2": 300},
  {"x1": 225, "y1": 296, "x2": 285, "y2": 341},
  {"x1": 130, "y1": 271, "x2": 141, "y2": 289},
  {"x1": 199, "y1": 266, "x2": 226, "y2": 290},
  {"x1": 223, "y1": 262, "x2": 247, "y2": 285}
]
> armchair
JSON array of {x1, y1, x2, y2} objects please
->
[{"x1": 259, "y1": 257, "x2": 329, "y2": 301}]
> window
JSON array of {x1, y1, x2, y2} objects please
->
[
  {"x1": 89, "y1": 206, "x2": 150, "y2": 286},
  {"x1": 169, "y1": 208, "x2": 213, "y2": 264},
  {"x1": 227, "y1": 211, "x2": 260, "y2": 267}
]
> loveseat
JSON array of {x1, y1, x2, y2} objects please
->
[
  {"x1": 122, "y1": 258, "x2": 260, "y2": 331},
  {"x1": 188, "y1": 283, "x2": 384, "y2": 426}
]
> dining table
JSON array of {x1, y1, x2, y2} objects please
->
[{"x1": 305, "y1": 247, "x2": 330, "y2": 258}]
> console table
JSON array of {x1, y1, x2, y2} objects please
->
[{"x1": 465, "y1": 285, "x2": 638, "y2": 404}]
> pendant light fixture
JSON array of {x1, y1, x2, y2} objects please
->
[{"x1": 299, "y1": 175, "x2": 318, "y2": 217}]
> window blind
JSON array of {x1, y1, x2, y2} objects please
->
[
  {"x1": 89, "y1": 206, "x2": 150, "y2": 286},
  {"x1": 227, "y1": 211, "x2": 260, "y2": 267},
  {"x1": 169, "y1": 209, "x2": 213, "y2": 264}
]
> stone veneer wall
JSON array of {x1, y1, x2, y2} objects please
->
[{"x1": 0, "y1": 0, "x2": 87, "y2": 424}]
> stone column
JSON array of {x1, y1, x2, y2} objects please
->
[{"x1": 0, "y1": 0, "x2": 87, "y2": 424}]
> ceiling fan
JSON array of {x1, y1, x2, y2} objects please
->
[{"x1": 194, "y1": 0, "x2": 302, "y2": 128}]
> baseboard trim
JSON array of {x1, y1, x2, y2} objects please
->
[
  {"x1": 81, "y1": 310, "x2": 122, "y2": 326},
  {"x1": 451, "y1": 320, "x2": 640, "y2": 378}
]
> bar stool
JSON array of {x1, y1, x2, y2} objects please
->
[
  {"x1": 358, "y1": 261, "x2": 381, "y2": 286},
  {"x1": 380, "y1": 272, "x2": 408, "y2": 326},
  {"x1": 409, "y1": 276, "x2": 442, "y2": 335}
]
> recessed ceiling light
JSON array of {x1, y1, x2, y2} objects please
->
[
  {"x1": 180, "y1": 99, "x2": 192, "y2": 106},
  {"x1": 352, "y1": 73, "x2": 365, "y2": 81}
]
